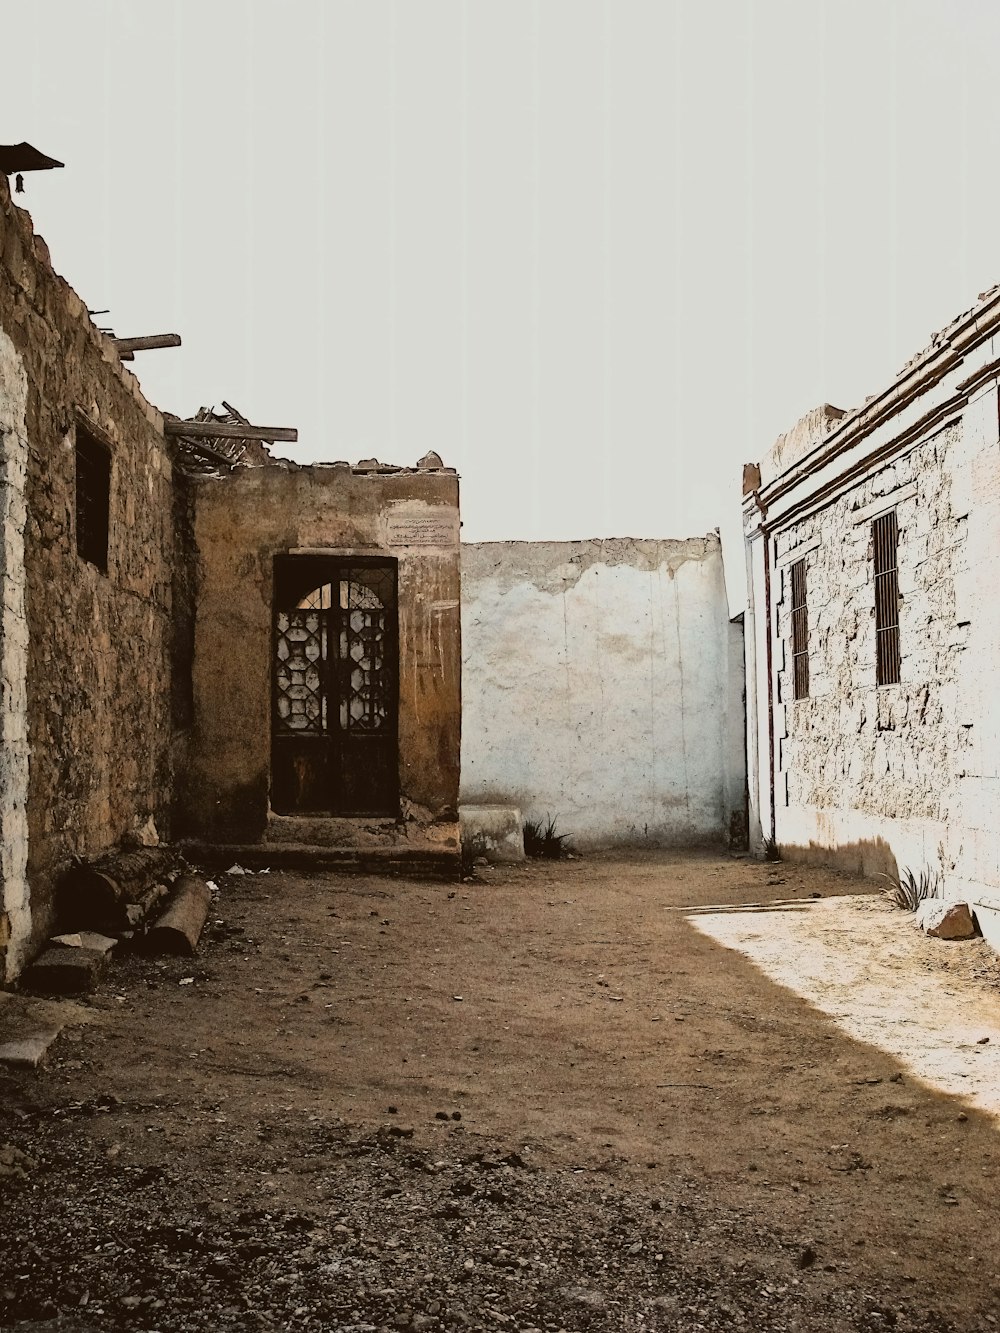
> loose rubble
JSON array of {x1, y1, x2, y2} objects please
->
[{"x1": 0, "y1": 1111, "x2": 959, "y2": 1332}]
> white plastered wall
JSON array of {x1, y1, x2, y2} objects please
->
[{"x1": 461, "y1": 538, "x2": 746, "y2": 849}]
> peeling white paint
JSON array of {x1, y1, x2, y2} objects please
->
[{"x1": 461, "y1": 538, "x2": 745, "y2": 849}]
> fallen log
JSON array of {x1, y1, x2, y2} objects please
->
[
  {"x1": 143, "y1": 876, "x2": 213, "y2": 956},
  {"x1": 59, "y1": 847, "x2": 180, "y2": 932}
]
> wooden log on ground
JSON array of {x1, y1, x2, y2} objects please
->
[
  {"x1": 59, "y1": 847, "x2": 180, "y2": 932},
  {"x1": 144, "y1": 876, "x2": 213, "y2": 956}
]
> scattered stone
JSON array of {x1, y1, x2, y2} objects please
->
[
  {"x1": 21, "y1": 947, "x2": 108, "y2": 996},
  {"x1": 0, "y1": 1142, "x2": 36, "y2": 1179},
  {"x1": 0, "y1": 1032, "x2": 61, "y2": 1067},
  {"x1": 51, "y1": 931, "x2": 118, "y2": 954},
  {"x1": 915, "y1": 900, "x2": 975, "y2": 939}
]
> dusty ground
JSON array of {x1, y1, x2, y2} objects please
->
[{"x1": 2, "y1": 850, "x2": 1000, "y2": 1332}]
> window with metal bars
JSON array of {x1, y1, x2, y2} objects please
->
[
  {"x1": 75, "y1": 422, "x2": 111, "y2": 573},
  {"x1": 790, "y1": 558, "x2": 809, "y2": 700},
  {"x1": 873, "y1": 509, "x2": 900, "y2": 685}
]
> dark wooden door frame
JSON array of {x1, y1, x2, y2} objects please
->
[{"x1": 271, "y1": 554, "x2": 399, "y2": 817}]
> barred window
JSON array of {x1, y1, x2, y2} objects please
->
[
  {"x1": 790, "y1": 558, "x2": 809, "y2": 700},
  {"x1": 75, "y1": 422, "x2": 111, "y2": 572},
  {"x1": 873, "y1": 510, "x2": 900, "y2": 685}
]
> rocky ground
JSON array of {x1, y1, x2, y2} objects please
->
[{"x1": 1, "y1": 851, "x2": 998, "y2": 1332}]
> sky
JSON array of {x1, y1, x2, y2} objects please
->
[{"x1": 6, "y1": 0, "x2": 1000, "y2": 609}]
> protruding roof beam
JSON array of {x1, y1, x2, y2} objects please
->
[
  {"x1": 163, "y1": 417, "x2": 298, "y2": 444},
  {"x1": 114, "y1": 333, "x2": 182, "y2": 361}
]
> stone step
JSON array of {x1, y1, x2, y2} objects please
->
[{"x1": 180, "y1": 841, "x2": 461, "y2": 881}]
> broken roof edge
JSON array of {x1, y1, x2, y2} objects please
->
[
  {"x1": 749, "y1": 280, "x2": 1000, "y2": 500},
  {"x1": 0, "y1": 171, "x2": 166, "y2": 438},
  {"x1": 183, "y1": 454, "x2": 460, "y2": 481}
]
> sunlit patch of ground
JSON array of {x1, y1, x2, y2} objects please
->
[{"x1": 689, "y1": 894, "x2": 1000, "y2": 1116}]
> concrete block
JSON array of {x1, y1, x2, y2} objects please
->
[
  {"x1": 460, "y1": 804, "x2": 525, "y2": 863},
  {"x1": 0, "y1": 1032, "x2": 60, "y2": 1067},
  {"x1": 21, "y1": 946, "x2": 108, "y2": 995},
  {"x1": 51, "y1": 931, "x2": 117, "y2": 954}
]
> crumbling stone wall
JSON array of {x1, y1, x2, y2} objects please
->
[
  {"x1": 178, "y1": 462, "x2": 461, "y2": 848},
  {"x1": 461, "y1": 537, "x2": 746, "y2": 849},
  {"x1": 0, "y1": 173, "x2": 176, "y2": 974},
  {"x1": 773, "y1": 421, "x2": 967, "y2": 859},
  {"x1": 0, "y1": 326, "x2": 30, "y2": 975}
]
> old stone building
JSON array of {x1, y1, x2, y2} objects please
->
[
  {"x1": 743, "y1": 284, "x2": 1000, "y2": 927},
  {"x1": 0, "y1": 171, "x2": 461, "y2": 981},
  {"x1": 177, "y1": 460, "x2": 461, "y2": 862}
]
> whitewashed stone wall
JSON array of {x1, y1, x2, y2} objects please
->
[
  {"x1": 461, "y1": 537, "x2": 746, "y2": 849},
  {"x1": 773, "y1": 421, "x2": 969, "y2": 877},
  {"x1": 0, "y1": 329, "x2": 30, "y2": 973}
]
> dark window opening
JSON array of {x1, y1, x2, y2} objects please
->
[
  {"x1": 873, "y1": 509, "x2": 900, "y2": 685},
  {"x1": 75, "y1": 423, "x2": 111, "y2": 572},
  {"x1": 790, "y1": 557, "x2": 809, "y2": 700}
]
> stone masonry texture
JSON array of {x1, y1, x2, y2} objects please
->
[{"x1": 0, "y1": 172, "x2": 176, "y2": 976}]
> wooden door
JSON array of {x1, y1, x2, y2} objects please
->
[{"x1": 272, "y1": 556, "x2": 399, "y2": 816}]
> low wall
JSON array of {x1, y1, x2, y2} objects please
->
[{"x1": 461, "y1": 537, "x2": 745, "y2": 849}]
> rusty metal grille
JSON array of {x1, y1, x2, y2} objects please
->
[
  {"x1": 339, "y1": 566, "x2": 395, "y2": 732},
  {"x1": 274, "y1": 607, "x2": 327, "y2": 734},
  {"x1": 272, "y1": 556, "x2": 399, "y2": 815},
  {"x1": 790, "y1": 558, "x2": 809, "y2": 700},
  {"x1": 873, "y1": 510, "x2": 900, "y2": 686}
]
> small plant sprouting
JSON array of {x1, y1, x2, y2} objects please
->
[
  {"x1": 523, "y1": 815, "x2": 571, "y2": 860},
  {"x1": 460, "y1": 831, "x2": 489, "y2": 878},
  {"x1": 762, "y1": 836, "x2": 781, "y2": 862},
  {"x1": 880, "y1": 865, "x2": 942, "y2": 912}
]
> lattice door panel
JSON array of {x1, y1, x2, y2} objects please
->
[{"x1": 272, "y1": 557, "x2": 398, "y2": 816}]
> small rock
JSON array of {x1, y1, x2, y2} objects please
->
[
  {"x1": 0, "y1": 1143, "x2": 36, "y2": 1178},
  {"x1": 797, "y1": 1245, "x2": 817, "y2": 1269},
  {"x1": 915, "y1": 899, "x2": 975, "y2": 939}
]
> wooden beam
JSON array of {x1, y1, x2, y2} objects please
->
[
  {"x1": 164, "y1": 418, "x2": 298, "y2": 444},
  {"x1": 172, "y1": 437, "x2": 238, "y2": 468},
  {"x1": 113, "y1": 334, "x2": 182, "y2": 354}
]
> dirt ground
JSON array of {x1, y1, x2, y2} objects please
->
[{"x1": 3, "y1": 850, "x2": 1000, "y2": 1332}]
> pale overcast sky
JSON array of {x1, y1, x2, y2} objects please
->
[{"x1": 6, "y1": 1, "x2": 1000, "y2": 605}]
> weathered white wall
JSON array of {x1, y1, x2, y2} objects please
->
[
  {"x1": 0, "y1": 328, "x2": 31, "y2": 974},
  {"x1": 768, "y1": 422, "x2": 965, "y2": 879},
  {"x1": 461, "y1": 537, "x2": 746, "y2": 849},
  {"x1": 742, "y1": 289, "x2": 1000, "y2": 903}
]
